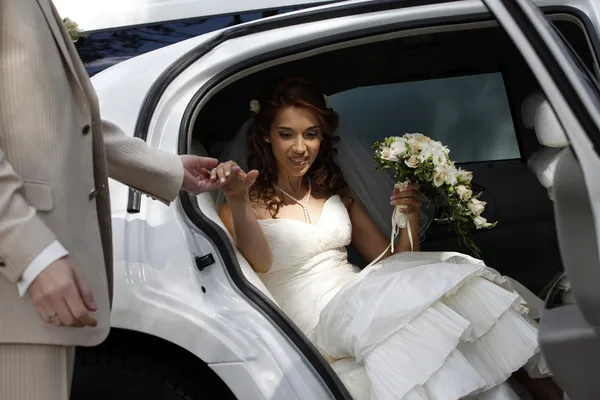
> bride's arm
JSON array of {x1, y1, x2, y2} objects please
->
[
  {"x1": 219, "y1": 197, "x2": 273, "y2": 273},
  {"x1": 213, "y1": 161, "x2": 272, "y2": 273},
  {"x1": 347, "y1": 197, "x2": 420, "y2": 263}
]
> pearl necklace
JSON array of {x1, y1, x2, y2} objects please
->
[{"x1": 273, "y1": 178, "x2": 312, "y2": 224}]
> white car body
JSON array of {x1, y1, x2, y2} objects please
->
[
  {"x1": 74, "y1": 0, "x2": 600, "y2": 399},
  {"x1": 53, "y1": 0, "x2": 339, "y2": 32}
]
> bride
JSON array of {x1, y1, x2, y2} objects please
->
[{"x1": 212, "y1": 77, "x2": 563, "y2": 400}]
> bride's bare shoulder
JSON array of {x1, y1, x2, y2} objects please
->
[{"x1": 250, "y1": 197, "x2": 273, "y2": 220}]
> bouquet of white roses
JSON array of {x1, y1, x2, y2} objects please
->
[{"x1": 373, "y1": 133, "x2": 496, "y2": 257}]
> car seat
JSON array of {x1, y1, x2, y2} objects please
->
[
  {"x1": 521, "y1": 93, "x2": 574, "y2": 305},
  {"x1": 522, "y1": 93, "x2": 570, "y2": 200}
]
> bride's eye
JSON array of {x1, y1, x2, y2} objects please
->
[
  {"x1": 305, "y1": 130, "x2": 321, "y2": 138},
  {"x1": 278, "y1": 130, "x2": 292, "y2": 138}
]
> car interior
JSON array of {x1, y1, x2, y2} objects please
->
[
  {"x1": 181, "y1": 13, "x2": 597, "y2": 397},
  {"x1": 189, "y1": 16, "x2": 594, "y2": 295}
]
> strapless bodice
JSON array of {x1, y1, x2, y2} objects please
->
[{"x1": 257, "y1": 195, "x2": 359, "y2": 336}]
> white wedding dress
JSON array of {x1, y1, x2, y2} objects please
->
[{"x1": 258, "y1": 194, "x2": 549, "y2": 400}]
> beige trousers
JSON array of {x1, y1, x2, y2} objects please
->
[{"x1": 0, "y1": 344, "x2": 75, "y2": 400}]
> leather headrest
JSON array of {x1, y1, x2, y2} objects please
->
[
  {"x1": 521, "y1": 93, "x2": 569, "y2": 148},
  {"x1": 527, "y1": 147, "x2": 563, "y2": 197}
]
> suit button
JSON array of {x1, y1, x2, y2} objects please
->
[
  {"x1": 82, "y1": 125, "x2": 91, "y2": 135},
  {"x1": 89, "y1": 188, "x2": 98, "y2": 199}
]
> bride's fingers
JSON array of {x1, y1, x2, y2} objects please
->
[
  {"x1": 392, "y1": 196, "x2": 422, "y2": 208},
  {"x1": 391, "y1": 189, "x2": 420, "y2": 201},
  {"x1": 217, "y1": 162, "x2": 241, "y2": 183},
  {"x1": 222, "y1": 161, "x2": 239, "y2": 179},
  {"x1": 223, "y1": 163, "x2": 232, "y2": 178},
  {"x1": 209, "y1": 167, "x2": 218, "y2": 182},
  {"x1": 397, "y1": 204, "x2": 421, "y2": 214},
  {"x1": 234, "y1": 169, "x2": 258, "y2": 185},
  {"x1": 216, "y1": 164, "x2": 230, "y2": 184},
  {"x1": 246, "y1": 169, "x2": 259, "y2": 184},
  {"x1": 391, "y1": 197, "x2": 411, "y2": 206}
]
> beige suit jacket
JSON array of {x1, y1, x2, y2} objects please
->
[{"x1": 0, "y1": 0, "x2": 184, "y2": 346}]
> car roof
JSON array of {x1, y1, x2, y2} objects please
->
[{"x1": 53, "y1": 0, "x2": 341, "y2": 32}]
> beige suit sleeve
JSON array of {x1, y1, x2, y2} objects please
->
[
  {"x1": 102, "y1": 120, "x2": 184, "y2": 204},
  {"x1": 0, "y1": 0, "x2": 61, "y2": 282},
  {"x1": 0, "y1": 152, "x2": 57, "y2": 283}
]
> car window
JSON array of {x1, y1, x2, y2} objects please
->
[
  {"x1": 329, "y1": 72, "x2": 521, "y2": 164},
  {"x1": 75, "y1": 7, "x2": 307, "y2": 76}
]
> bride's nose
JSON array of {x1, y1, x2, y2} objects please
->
[{"x1": 292, "y1": 136, "x2": 307, "y2": 153}]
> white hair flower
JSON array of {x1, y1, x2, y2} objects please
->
[{"x1": 249, "y1": 99, "x2": 260, "y2": 114}]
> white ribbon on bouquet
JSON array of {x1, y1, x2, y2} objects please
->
[{"x1": 365, "y1": 181, "x2": 415, "y2": 269}]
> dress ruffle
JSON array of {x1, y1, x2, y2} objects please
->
[{"x1": 315, "y1": 255, "x2": 548, "y2": 400}]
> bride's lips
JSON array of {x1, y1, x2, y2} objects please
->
[{"x1": 290, "y1": 156, "x2": 308, "y2": 167}]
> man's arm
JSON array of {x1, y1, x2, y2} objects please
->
[
  {"x1": 102, "y1": 120, "x2": 184, "y2": 204},
  {"x1": 0, "y1": 153, "x2": 97, "y2": 326},
  {"x1": 0, "y1": 151, "x2": 58, "y2": 283}
]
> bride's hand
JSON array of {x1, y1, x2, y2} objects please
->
[
  {"x1": 210, "y1": 161, "x2": 259, "y2": 198},
  {"x1": 391, "y1": 182, "x2": 422, "y2": 216}
]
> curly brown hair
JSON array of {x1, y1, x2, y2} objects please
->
[{"x1": 247, "y1": 77, "x2": 349, "y2": 217}]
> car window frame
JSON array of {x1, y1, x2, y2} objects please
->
[{"x1": 74, "y1": 6, "x2": 321, "y2": 77}]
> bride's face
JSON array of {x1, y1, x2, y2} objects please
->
[{"x1": 267, "y1": 106, "x2": 323, "y2": 178}]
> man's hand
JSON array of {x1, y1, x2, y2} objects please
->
[
  {"x1": 180, "y1": 155, "x2": 240, "y2": 195},
  {"x1": 28, "y1": 256, "x2": 98, "y2": 328}
]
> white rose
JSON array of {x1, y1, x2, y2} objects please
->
[
  {"x1": 468, "y1": 198, "x2": 486, "y2": 216},
  {"x1": 430, "y1": 140, "x2": 442, "y2": 150},
  {"x1": 390, "y1": 139, "x2": 407, "y2": 156},
  {"x1": 405, "y1": 155, "x2": 419, "y2": 168},
  {"x1": 433, "y1": 168, "x2": 446, "y2": 187},
  {"x1": 443, "y1": 166, "x2": 458, "y2": 185},
  {"x1": 380, "y1": 147, "x2": 399, "y2": 162},
  {"x1": 430, "y1": 140, "x2": 447, "y2": 153},
  {"x1": 433, "y1": 166, "x2": 456, "y2": 187},
  {"x1": 433, "y1": 151, "x2": 447, "y2": 167},
  {"x1": 407, "y1": 138, "x2": 422, "y2": 153},
  {"x1": 456, "y1": 185, "x2": 472, "y2": 201},
  {"x1": 417, "y1": 148, "x2": 432, "y2": 163},
  {"x1": 474, "y1": 216, "x2": 493, "y2": 229},
  {"x1": 249, "y1": 99, "x2": 260, "y2": 114},
  {"x1": 457, "y1": 168, "x2": 473, "y2": 182}
]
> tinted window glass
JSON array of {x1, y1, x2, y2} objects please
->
[
  {"x1": 329, "y1": 72, "x2": 521, "y2": 164},
  {"x1": 75, "y1": 7, "x2": 307, "y2": 76}
]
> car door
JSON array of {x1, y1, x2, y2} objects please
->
[{"x1": 482, "y1": 0, "x2": 600, "y2": 398}]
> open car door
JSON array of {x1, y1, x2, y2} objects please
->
[{"x1": 482, "y1": 0, "x2": 600, "y2": 398}]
